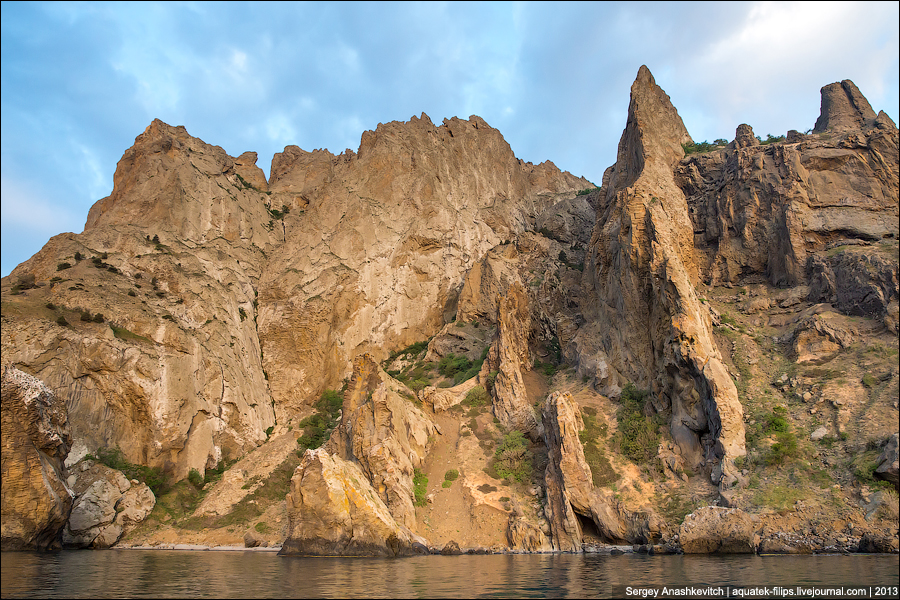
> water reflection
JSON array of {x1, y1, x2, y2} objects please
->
[{"x1": 2, "y1": 551, "x2": 898, "y2": 599}]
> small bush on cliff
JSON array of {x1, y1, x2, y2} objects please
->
[
  {"x1": 188, "y1": 468, "x2": 204, "y2": 489},
  {"x1": 86, "y1": 446, "x2": 167, "y2": 496},
  {"x1": 297, "y1": 389, "x2": 343, "y2": 451},
  {"x1": 580, "y1": 406, "x2": 617, "y2": 487},
  {"x1": 682, "y1": 140, "x2": 723, "y2": 155},
  {"x1": 758, "y1": 133, "x2": 785, "y2": 145},
  {"x1": 413, "y1": 468, "x2": 428, "y2": 506},
  {"x1": 463, "y1": 385, "x2": 489, "y2": 408},
  {"x1": 494, "y1": 431, "x2": 533, "y2": 483},
  {"x1": 616, "y1": 384, "x2": 660, "y2": 464}
]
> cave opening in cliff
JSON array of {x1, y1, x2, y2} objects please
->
[{"x1": 576, "y1": 512, "x2": 603, "y2": 543}]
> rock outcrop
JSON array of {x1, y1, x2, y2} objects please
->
[
  {"x1": 875, "y1": 433, "x2": 899, "y2": 490},
  {"x1": 328, "y1": 354, "x2": 435, "y2": 530},
  {"x1": 1, "y1": 120, "x2": 278, "y2": 481},
  {"x1": 282, "y1": 354, "x2": 437, "y2": 555},
  {"x1": 0, "y1": 113, "x2": 587, "y2": 482},
  {"x1": 677, "y1": 84, "x2": 898, "y2": 290},
  {"x1": 679, "y1": 506, "x2": 759, "y2": 553},
  {"x1": 2, "y1": 66, "x2": 898, "y2": 555},
  {"x1": 257, "y1": 114, "x2": 589, "y2": 422},
  {"x1": 482, "y1": 281, "x2": 542, "y2": 438},
  {"x1": 813, "y1": 80, "x2": 878, "y2": 133},
  {"x1": 63, "y1": 460, "x2": 155, "y2": 548},
  {"x1": 280, "y1": 448, "x2": 426, "y2": 556},
  {"x1": 1, "y1": 364, "x2": 73, "y2": 551},
  {"x1": 541, "y1": 391, "x2": 662, "y2": 549},
  {"x1": 583, "y1": 66, "x2": 746, "y2": 485}
]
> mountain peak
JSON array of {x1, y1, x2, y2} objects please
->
[{"x1": 813, "y1": 79, "x2": 877, "y2": 133}]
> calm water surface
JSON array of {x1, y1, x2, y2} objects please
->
[{"x1": 2, "y1": 551, "x2": 898, "y2": 598}]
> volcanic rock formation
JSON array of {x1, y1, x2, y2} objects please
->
[
  {"x1": 2, "y1": 66, "x2": 898, "y2": 554},
  {"x1": 1, "y1": 364, "x2": 73, "y2": 550}
]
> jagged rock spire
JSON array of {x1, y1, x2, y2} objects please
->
[{"x1": 813, "y1": 79, "x2": 877, "y2": 133}]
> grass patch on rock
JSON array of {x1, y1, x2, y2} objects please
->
[{"x1": 579, "y1": 406, "x2": 617, "y2": 487}]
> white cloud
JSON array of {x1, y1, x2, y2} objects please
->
[
  {"x1": 264, "y1": 113, "x2": 297, "y2": 145},
  {"x1": 1, "y1": 176, "x2": 81, "y2": 235},
  {"x1": 230, "y1": 49, "x2": 248, "y2": 72}
]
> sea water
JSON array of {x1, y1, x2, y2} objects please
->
[{"x1": 2, "y1": 550, "x2": 898, "y2": 598}]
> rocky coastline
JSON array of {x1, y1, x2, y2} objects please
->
[{"x1": 2, "y1": 67, "x2": 897, "y2": 557}]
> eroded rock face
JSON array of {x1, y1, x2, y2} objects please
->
[
  {"x1": 1, "y1": 364, "x2": 73, "y2": 551},
  {"x1": 875, "y1": 433, "x2": 900, "y2": 490},
  {"x1": 257, "y1": 114, "x2": 590, "y2": 422},
  {"x1": 63, "y1": 460, "x2": 155, "y2": 548},
  {"x1": 329, "y1": 354, "x2": 435, "y2": 531},
  {"x1": 541, "y1": 390, "x2": 662, "y2": 549},
  {"x1": 680, "y1": 506, "x2": 759, "y2": 553},
  {"x1": 678, "y1": 82, "x2": 898, "y2": 290},
  {"x1": 807, "y1": 251, "x2": 899, "y2": 324},
  {"x1": 2, "y1": 114, "x2": 587, "y2": 483},
  {"x1": 582, "y1": 65, "x2": 745, "y2": 484},
  {"x1": 507, "y1": 499, "x2": 551, "y2": 552},
  {"x1": 813, "y1": 80, "x2": 878, "y2": 133},
  {"x1": 281, "y1": 448, "x2": 427, "y2": 556},
  {"x1": 483, "y1": 281, "x2": 541, "y2": 438},
  {"x1": 2, "y1": 119, "x2": 278, "y2": 481}
]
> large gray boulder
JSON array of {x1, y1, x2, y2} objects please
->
[{"x1": 63, "y1": 460, "x2": 155, "y2": 548}]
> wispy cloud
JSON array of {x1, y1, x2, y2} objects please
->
[{"x1": 1, "y1": 1, "x2": 897, "y2": 277}]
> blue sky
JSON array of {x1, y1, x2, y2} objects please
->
[{"x1": 2, "y1": 1, "x2": 898, "y2": 277}]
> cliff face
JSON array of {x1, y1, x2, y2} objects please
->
[
  {"x1": 2, "y1": 120, "x2": 278, "y2": 480},
  {"x1": 2, "y1": 68, "x2": 898, "y2": 555},
  {"x1": 1, "y1": 364, "x2": 73, "y2": 550},
  {"x1": 582, "y1": 66, "x2": 746, "y2": 487},
  {"x1": 257, "y1": 114, "x2": 589, "y2": 421},
  {"x1": 0, "y1": 114, "x2": 587, "y2": 482}
]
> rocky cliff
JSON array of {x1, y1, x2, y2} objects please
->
[
  {"x1": 2, "y1": 67, "x2": 897, "y2": 555},
  {"x1": 1, "y1": 364, "x2": 73, "y2": 550},
  {"x1": 1, "y1": 115, "x2": 588, "y2": 483},
  {"x1": 582, "y1": 66, "x2": 746, "y2": 489}
]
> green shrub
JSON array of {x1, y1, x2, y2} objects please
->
[
  {"x1": 409, "y1": 378, "x2": 430, "y2": 393},
  {"x1": 575, "y1": 187, "x2": 600, "y2": 196},
  {"x1": 297, "y1": 389, "x2": 343, "y2": 451},
  {"x1": 580, "y1": 407, "x2": 617, "y2": 487},
  {"x1": 188, "y1": 468, "x2": 204, "y2": 489},
  {"x1": 444, "y1": 469, "x2": 459, "y2": 481},
  {"x1": 438, "y1": 353, "x2": 472, "y2": 378},
  {"x1": 765, "y1": 431, "x2": 798, "y2": 466},
  {"x1": 494, "y1": 431, "x2": 533, "y2": 483},
  {"x1": 616, "y1": 384, "x2": 660, "y2": 464},
  {"x1": 682, "y1": 140, "x2": 724, "y2": 155},
  {"x1": 81, "y1": 311, "x2": 93, "y2": 322},
  {"x1": 56, "y1": 315, "x2": 69, "y2": 326},
  {"x1": 87, "y1": 447, "x2": 167, "y2": 495},
  {"x1": 57, "y1": 262, "x2": 72, "y2": 271},
  {"x1": 93, "y1": 313, "x2": 104, "y2": 323},
  {"x1": 463, "y1": 386, "x2": 489, "y2": 408},
  {"x1": 413, "y1": 468, "x2": 428, "y2": 506},
  {"x1": 485, "y1": 371, "x2": 498, "y2": 395},
  {"x1": 758, "y1": 133, "x2": 785, "y2": 145}
]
